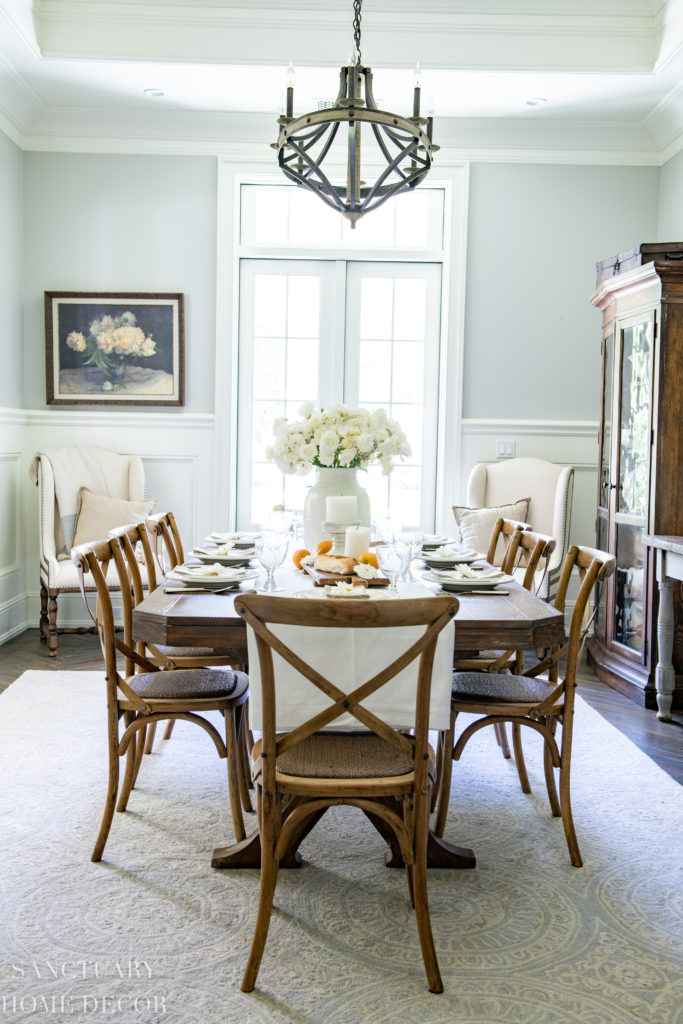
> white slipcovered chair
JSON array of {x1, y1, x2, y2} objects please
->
[
  {"x1": 30, "y1": 446, "x2": 149, "y2": 656},
  {"x1": 466, "y1": 458, "x2": 574, "y2": 599}
]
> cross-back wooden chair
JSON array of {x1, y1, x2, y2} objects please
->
[
  {"x1": 235, "y1": 592, "x2": 458, "y2": 994},
  {"x1": 71, "y1": 534, "x2": 250, "y2": 862},
  {"x1": 485, "y1": 516, "x2": 531, "y2": 567},
  {"x1": 145, "y1": 510, "x2": 185, "y2": 575},
  {"x1": 142, "y1": 512, "x2": 250, "y2": 753},
  {"x1": 435, "y1": 544, "x2": 615, "y2": 866},
  {"x1": 109, "y1": 522, "x2": 254, "y2": 815}
]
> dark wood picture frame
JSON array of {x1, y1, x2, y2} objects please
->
[{"x1": 45, "y1": 291, "x2": 184, "y2": 406}]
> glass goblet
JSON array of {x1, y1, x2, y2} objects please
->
[
  {"x1": 399, "y1": 531, "x2": 425, "y2": 582},
  {"x1": 255, "y1": 531, "x2": 289, "y2": 592},
  {"x1": 376, "y1": 542, "x2": 411, "y2": 596}
]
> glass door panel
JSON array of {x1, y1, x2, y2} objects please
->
[
  {"x1": 613, "y1": 523, "x2": 646, "y2": 652},
  {"x1": 617, "y1": 320, "x2": 652, "y2": 516},
  {"x1": 599, "y1": 330, "x2": 613, "y2": 508}
]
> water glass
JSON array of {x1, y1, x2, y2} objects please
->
[
  {"x1": 398, "y1": 531, "x2": 425, "y2": 581},
  {"x1": 255, "y1": 530, "x2": 289, "y2": 592},
  {"x1": 376, "y1": 542, "x2": 411, "y2": 595}
]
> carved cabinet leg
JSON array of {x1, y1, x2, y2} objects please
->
[
  {"x1": 654, "y1": 576, "x2": 675, "y2": 721},
  {"x1": 47, "y1": 589, "x2": 59, "y2": 657}
]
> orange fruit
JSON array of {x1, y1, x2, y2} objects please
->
[
  {"x1": 292, "y1": 548, "x2": 310, "y2": 569},
  {"x1": 316, "y1": 539, "x2": 333, "y2": 555},
  {"x1": 359, "y1": 551, "x2": 378, "y2": 569}
]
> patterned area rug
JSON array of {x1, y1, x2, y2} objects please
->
[{"x1": 0, "y1": 671, "x2": 681, "y2": 1024}]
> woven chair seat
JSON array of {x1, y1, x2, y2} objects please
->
[
  {"x1": 128, "y1": 668, "x2": 249, "y2": 701},
  {"x1": 275, "y1": 732, "x2": 415, "y2": 779},
  {"x1": 452, "y1": 671, "x2": 556, "y2": 704}
]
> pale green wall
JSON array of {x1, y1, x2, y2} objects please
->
[
  {"x1": 658, "y1": 149, "x2": 683, "y2": 239},
  {"x1": 0, "y1": 131, "x2": 23, "y2": 408},
  {"x1": 463, "y1": 163, "x2": 659, "y2": 421},
  {"x1": 22, "y1": 153, "x2": 217, "y2": 411}
]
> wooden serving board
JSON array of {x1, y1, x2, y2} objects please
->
[{"x1": 303, "y1": 564, "x2": 390, "y2": 587}]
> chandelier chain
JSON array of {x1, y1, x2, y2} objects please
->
[{"x1": 353, "y1": 0, "x2": 362, "y2": 64}]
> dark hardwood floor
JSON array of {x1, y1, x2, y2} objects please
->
[{"x1": 2, "y1": 629, "x2": 681, "y2": 785}]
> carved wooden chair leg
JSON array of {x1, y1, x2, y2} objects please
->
[
  {"x1": 241, "y1": 788, "x2": 281, "y2": 993},
  {"x1": 558, "y1": 723, "x2": 582, "y2": 867},
  {"x1": 40, "y1": 583, "x2": 49, "y2": 642},
  {"x1": 47, "y1": 588, "x2": 59, "y2": 656},
  {"x1": 412, "y1": 789, "x2": 444, "y2": 994},
  {"x1": 224, "y1": 707, "x2": 246, "y2": 843},
  {"x1": 543, "y1": 718, "x2": 561, "y2": 817},
  {"x1": 494, "y1": 722, "x2": 512, "y2": 758},
  {"x1": 162, "y1": 720, "x2": 175, "y2": 741},
  {"x1": 511, "y1": 722, "x2": 532, "y2": 793}
]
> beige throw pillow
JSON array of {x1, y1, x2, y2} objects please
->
[
  {"x1": 71, "y1": 488, "x2": 157, "y2": 548},
  {"x1": 452, "y1": 499, "x2": 530, "y2": 565}
]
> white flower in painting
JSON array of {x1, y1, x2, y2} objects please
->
[
  {"x1": 102, "y1": 381, "x2": 113, "y2": 391},
  {"x1": 66, "y1": 331, "x2": 87, "y2": 352},
  {"x1": 119, "y1": 311, "x2": 137, "y2": 326},
  {"x1": 140, "y1": 335, "x2": 156, "y2": 357}
]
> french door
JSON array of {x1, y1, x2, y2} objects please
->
[{"x1": 236, "y1": 258, "x2": 442, "y2": 530}]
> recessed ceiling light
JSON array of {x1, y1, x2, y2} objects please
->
[
  {"x1": 143, "y1": 88, "x2": 165, "y2": 98},
  {"x1": 525, "y1": 96, "x2": 547, "y2": 107}
]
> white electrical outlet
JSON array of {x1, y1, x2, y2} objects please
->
[{"x1": 496, "y1": 439, "x2": 516, "y2": 459}]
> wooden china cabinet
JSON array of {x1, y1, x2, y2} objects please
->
[{"x1": 587, "y1": 243, "x2": 683, "y2": 709}]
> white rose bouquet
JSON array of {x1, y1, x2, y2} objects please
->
[
  {"x1": 65, "y1": 311, "x2": 156, "y2": 381},
  {"x1": 266, "y1": 402, "x2": 412, "y2": 476}
]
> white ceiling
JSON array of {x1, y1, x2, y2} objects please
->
[{"x1": 1, "y1": 0, "x2": 682, "y2": 162}]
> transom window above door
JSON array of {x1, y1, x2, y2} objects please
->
[{"x1": 235, "y1": 185, "x2": 446, "y2": 532}]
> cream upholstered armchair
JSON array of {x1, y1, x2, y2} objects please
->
[
  {"x1": 465, "y1": 458, "x2": 574, "y2": 599},
  {"x1": 30, "y1": 447, "x2": 151, "y2": 656}
]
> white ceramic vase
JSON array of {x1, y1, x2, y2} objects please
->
[{"x1": 303, "y1": 468, "x2": 371, "y2": 552}]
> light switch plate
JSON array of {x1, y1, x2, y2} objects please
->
[{"x1": 496, "y1": 439, "x2": 516, "y2": 459}]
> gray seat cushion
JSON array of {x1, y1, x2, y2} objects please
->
[
  {"x1": 128, "y1": 668, "x2": 248, "y2": 701},
  {"x1": 452, "y1": 671, "x2": 556, "y2": 704}
]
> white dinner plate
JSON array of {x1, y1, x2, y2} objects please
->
[
  {"x1": 168, "y1": 567, "x2": 259, "y2": 590},
  {"x1": 207, "y1": 531, "x2": 260, "y2": 549},
  {"x1": 421, "y1": 551, "x2": 481, "y2": 568},
  {"x1": 292, "y1": 588, "x2": 398, "y2": 601},
  {"x1": 191, "y1": 547, "x2": 255, "y2": 565},
  {"x1": 423, "y1": 570, "x2": 513, "y2": 592},
  {"x1": 421, "y1": 535, "x2": 457, "y2": 551}
]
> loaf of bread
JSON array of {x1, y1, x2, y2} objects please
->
[{"x1": 314, "y1": 554, "x2": 358, "y2": 575}]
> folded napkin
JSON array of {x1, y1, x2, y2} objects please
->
[
  {"x1": 430, "y1": 545, "x2": 479, "y2": 559},
  {"x1": 175, "y1": 563, "x2": 246, "y2": 579},
  {"x1": 431, "y1": 565, "x2": 503, "y2": 581},
  {"x1": 324, "y1": 582, "x2": 370, "y2": 599},
  {"x1": 209, "y1": 531, "x2": 257, "y2": 543},
  {"x1": 194, "y1": 545, "x2": 255, "y2": 557}
]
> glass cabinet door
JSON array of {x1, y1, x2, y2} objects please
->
[
  {"x1": 595, "y1": 330, "x2": 613, "y2": 641},
  {"x1": 610, "y1": 315, "x2": 654, "y2": 658}
]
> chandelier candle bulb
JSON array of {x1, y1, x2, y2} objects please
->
[
  {"x1": 345, "y1": 525, "x2": 370, "y2": 560},
  {"x1": 326, "y1": 495, "x2": 357, "y2": 523}
]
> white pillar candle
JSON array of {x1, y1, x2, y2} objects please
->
[
  {"x1": 345, "y1": 525, "x2": 370, "y2": 559},
  {"x1": 325, "y1": 495, "x2": 357, "y2": 523}
]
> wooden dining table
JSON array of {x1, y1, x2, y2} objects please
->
[{"x1": 132, "y1": 565, "x2": 565, "y2": 872}]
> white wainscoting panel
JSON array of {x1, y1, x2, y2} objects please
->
[
  {"x1": 23, "y1": 410, "x2": 219, "y2": 629},
  {"x1": 0, "y1": 411, "x2": 29, "y2": 643}
]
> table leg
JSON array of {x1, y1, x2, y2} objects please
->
[{"x1": 655, "y1": 571, "x2": 676, "y2": 721}]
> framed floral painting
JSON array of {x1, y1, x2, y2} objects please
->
[{"x1": 44, "y1": 291, "x2": 184, "y2": 406}]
